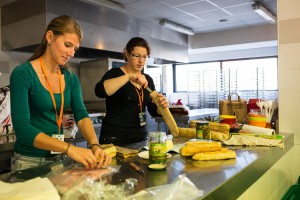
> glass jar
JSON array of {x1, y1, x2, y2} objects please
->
[
  {"x1": 148, "y1": 132, "x2": 167, "y2": 164},
  {"x1": 196, "y1": 121, "x2": 210, "y2": 139}
]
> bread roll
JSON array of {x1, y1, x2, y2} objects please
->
[
  {"x1": 192, "y1": 148, "x2": 236, "y2": 161},
  {"x1": 180, "y1": 141, "x2": 222, "y2": 156}
]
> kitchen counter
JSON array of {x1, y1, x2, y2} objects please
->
[{"x1": 0, "y1": 132, "x2": 293, "y2": 199}]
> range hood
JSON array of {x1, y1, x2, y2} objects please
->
[{"x1": 1, "y1": 0, "x2": 189, "y2": 63}]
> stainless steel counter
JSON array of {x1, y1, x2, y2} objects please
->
[{"x1": 0, "y1": 132, "x2": 293, "y2": 200}]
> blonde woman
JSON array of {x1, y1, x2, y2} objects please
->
[{"x1": 10, "y1": 15, "x2": 111, "y2": 172}]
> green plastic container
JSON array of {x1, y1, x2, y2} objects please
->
[{"x1": 282, "y1": 177, "x2": 300, "y2": 200}]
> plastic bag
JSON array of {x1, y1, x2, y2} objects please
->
[
  {"x1": 128, "y1": 174, "x2": 203, "y2": 200},
  {"x1": 47, "y1": 163, "x2": 120, "y2": 194},
  {"x1": 61, "y1": 178, "x2": 137, "y2": 200}
]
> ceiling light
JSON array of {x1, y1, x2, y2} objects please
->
[
  {"x1": 252, "y1": 2, "x2": 276, "y2": 24},
  {"x1": 80, "y1": 0, "x2": 126, "y2": 13},
  {"x1": 159, "y1": 19, "x2": 194, "y2": 35}
]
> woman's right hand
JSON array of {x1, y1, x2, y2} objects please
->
[{"x1": 67, "y1": 145, "x2": 99, "y2": 169}]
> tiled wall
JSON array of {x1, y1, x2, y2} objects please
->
[
  {"x1": 237, "y1": 146, "x2": 294, "y2": 200},
  {"x1": 238, "y1": 0, "x2": 300, "y2": 199},
  {"x1": 278, "y1": 0, "x2": 300, "y2": 188}
]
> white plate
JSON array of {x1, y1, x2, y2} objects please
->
[{"x1": 138, "y1": 151, "x2": 172, "y2": 159}]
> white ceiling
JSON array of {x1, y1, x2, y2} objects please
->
[
  {"x1": 0, "y1": 0, "x2": 277, "y2": 62},
  {"x1": 113, "y1": 0, "x2": 277, "y2": 34}
]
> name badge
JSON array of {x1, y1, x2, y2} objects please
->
[
  {"x1": 51, "y1": 134, "x2": 64, "y2": 154},
  {"x1": 139, "y1": 112, "x2": 146, "y2": 127}
]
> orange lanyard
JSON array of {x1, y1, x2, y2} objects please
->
[
  {"x1": 134, "y1": 87, "x2": 144, "y2": 112},
  {"x1": 39, "y1": 57, "x2": 64, "y2": 134}
]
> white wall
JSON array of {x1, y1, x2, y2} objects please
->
[
  {"x1": 237, "y1": 0, "x2": 300, "y2": 199},
  {"x1": 277, "y1": 0, "x2": 300, "y2": 185}
]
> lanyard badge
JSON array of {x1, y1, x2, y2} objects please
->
[{"x1": 135, "y1": 87, "x2": 146, "y2": 127}]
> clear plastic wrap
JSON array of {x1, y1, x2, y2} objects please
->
[
  {"x1": 47, "y1": 163, "x2": 121, "y2": 194},
  {"x1": 61, "y1": 178, "x2": 137, "y2": 200},
  {"x1": 128, "y1": 174, "x2": 204, "y2": 200}
]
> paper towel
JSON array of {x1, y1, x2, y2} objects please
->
[{"x1": 242, "y1": 124, "x2": 275, "y2": 135}]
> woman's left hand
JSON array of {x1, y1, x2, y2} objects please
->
[
  {"x1": 91, "y1": 146, "x2": 112, "y2": 168},
  {"x1": 129, "y1": 73, "x2": 148, "y2": 88},
  {"x1": 156, "y1": 93, "x2": 169, "y2": 108}
]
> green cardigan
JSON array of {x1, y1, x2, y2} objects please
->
[{"x1": 10, "y1": 61, "x2": 88, "y2": 157}]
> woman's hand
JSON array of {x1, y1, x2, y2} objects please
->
[
  {"x1": 156, "y1": 93, "x2": 169, "y2": 108},
  {"x1": 66, "y1": 145, "x2": 111, "y2": 169},
  {"x1": 129, "y1": 73, "x2": 148, "y2": 88},
  {"x1": 90, "y1": 145, "x2": 112, "y2": 168}
]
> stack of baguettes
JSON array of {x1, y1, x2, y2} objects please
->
[
  {"x1": 180, "y1": 141, "x2": 236, "y2": 161},
  {"x1": 177, "y1": 122, "x2": 230, "y2": 141}
]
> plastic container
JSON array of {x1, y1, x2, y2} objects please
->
[
  {"x1": 281, "y1": 177, "x2": 300, "y2": 200},
  {"x1": 219, "y1": 115, "x2": 237, "y2": 128},
  {"x1": 247, "y1": 113, "x2": 266, "y2": 128}
]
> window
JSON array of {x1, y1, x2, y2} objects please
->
[{"x1": 175, "y1": 57, "x2": 278, "y2": 108}]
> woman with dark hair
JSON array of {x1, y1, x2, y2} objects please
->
[
  {"x1": 95, "y1": 37, "x2": 169, "y2": 146},
  {"x1": 10, "y1": 15, "x2": 111, "y2": 172}
]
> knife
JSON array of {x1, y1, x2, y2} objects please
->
[
  {"x1": 145, "y1": 87, "x2": 153, "y2": 93},
  {"x1": 129, "y1": 162, "x2": 145, "y2": 176}
]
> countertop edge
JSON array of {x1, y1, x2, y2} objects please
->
[{"x1": 202, "y1": 132, "x2": 294, "y2": 200}]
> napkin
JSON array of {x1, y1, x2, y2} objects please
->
[
  {"x1": 0, "y1": 177, "x2": 60, "y2": 200},
  {"x1": 115, "y1": 146, "x2": 139, "y2": 158},
  {"x1": 222, "y1": 135, "x2": 284, "y2": 148}
]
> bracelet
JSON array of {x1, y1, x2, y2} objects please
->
[
  {"x1": 88, "y1": 143, "x2": 101, "y2": 149},
  {"x1": 63, "y1": 143, "x2": 71, "y2": 155}
]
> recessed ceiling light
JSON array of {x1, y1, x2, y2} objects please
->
[{"x1": 219, "y1": 19, "x2": 228, "y2": 23}]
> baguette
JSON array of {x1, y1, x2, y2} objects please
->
[
  {"x1": 209, "y1": 122, "x2": 230, "y2": 134},
  {"x1": 210, "y1": 131, "x2": 230, "y2": 141},
  {"x1": 180, "y1": 141, "x2": 222, "y2": 156},
  {"x1": 192, "y1": 148, "x2": 236, "y2": 161},
  {"x1": 150, "y1": 90, "x2": 179, "y2": 137},
  {"x1": 209, "y1": 122, "x2": 230, "y2": 141},
  {"x1": 178, "y1": 127, "x2": 196, "y2": 138}
]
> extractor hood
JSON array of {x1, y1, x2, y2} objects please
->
[{"x1": 1, "y1": 0, "x2": 189, "y2": 63}]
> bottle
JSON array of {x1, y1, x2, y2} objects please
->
[
  {"x1": 148, "y1": 132, "x2": 167, "y2": 164},
  {"x1": 196, "y1": 121, "x2": 210, "y2": 139}
]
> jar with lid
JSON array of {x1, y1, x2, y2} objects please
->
[
  {"x1": 196, "y1": 121, "x2": 210, "y2": 139},
  {"x1": 148, "y1": 132, "x2": 167, "y2": 164}
]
